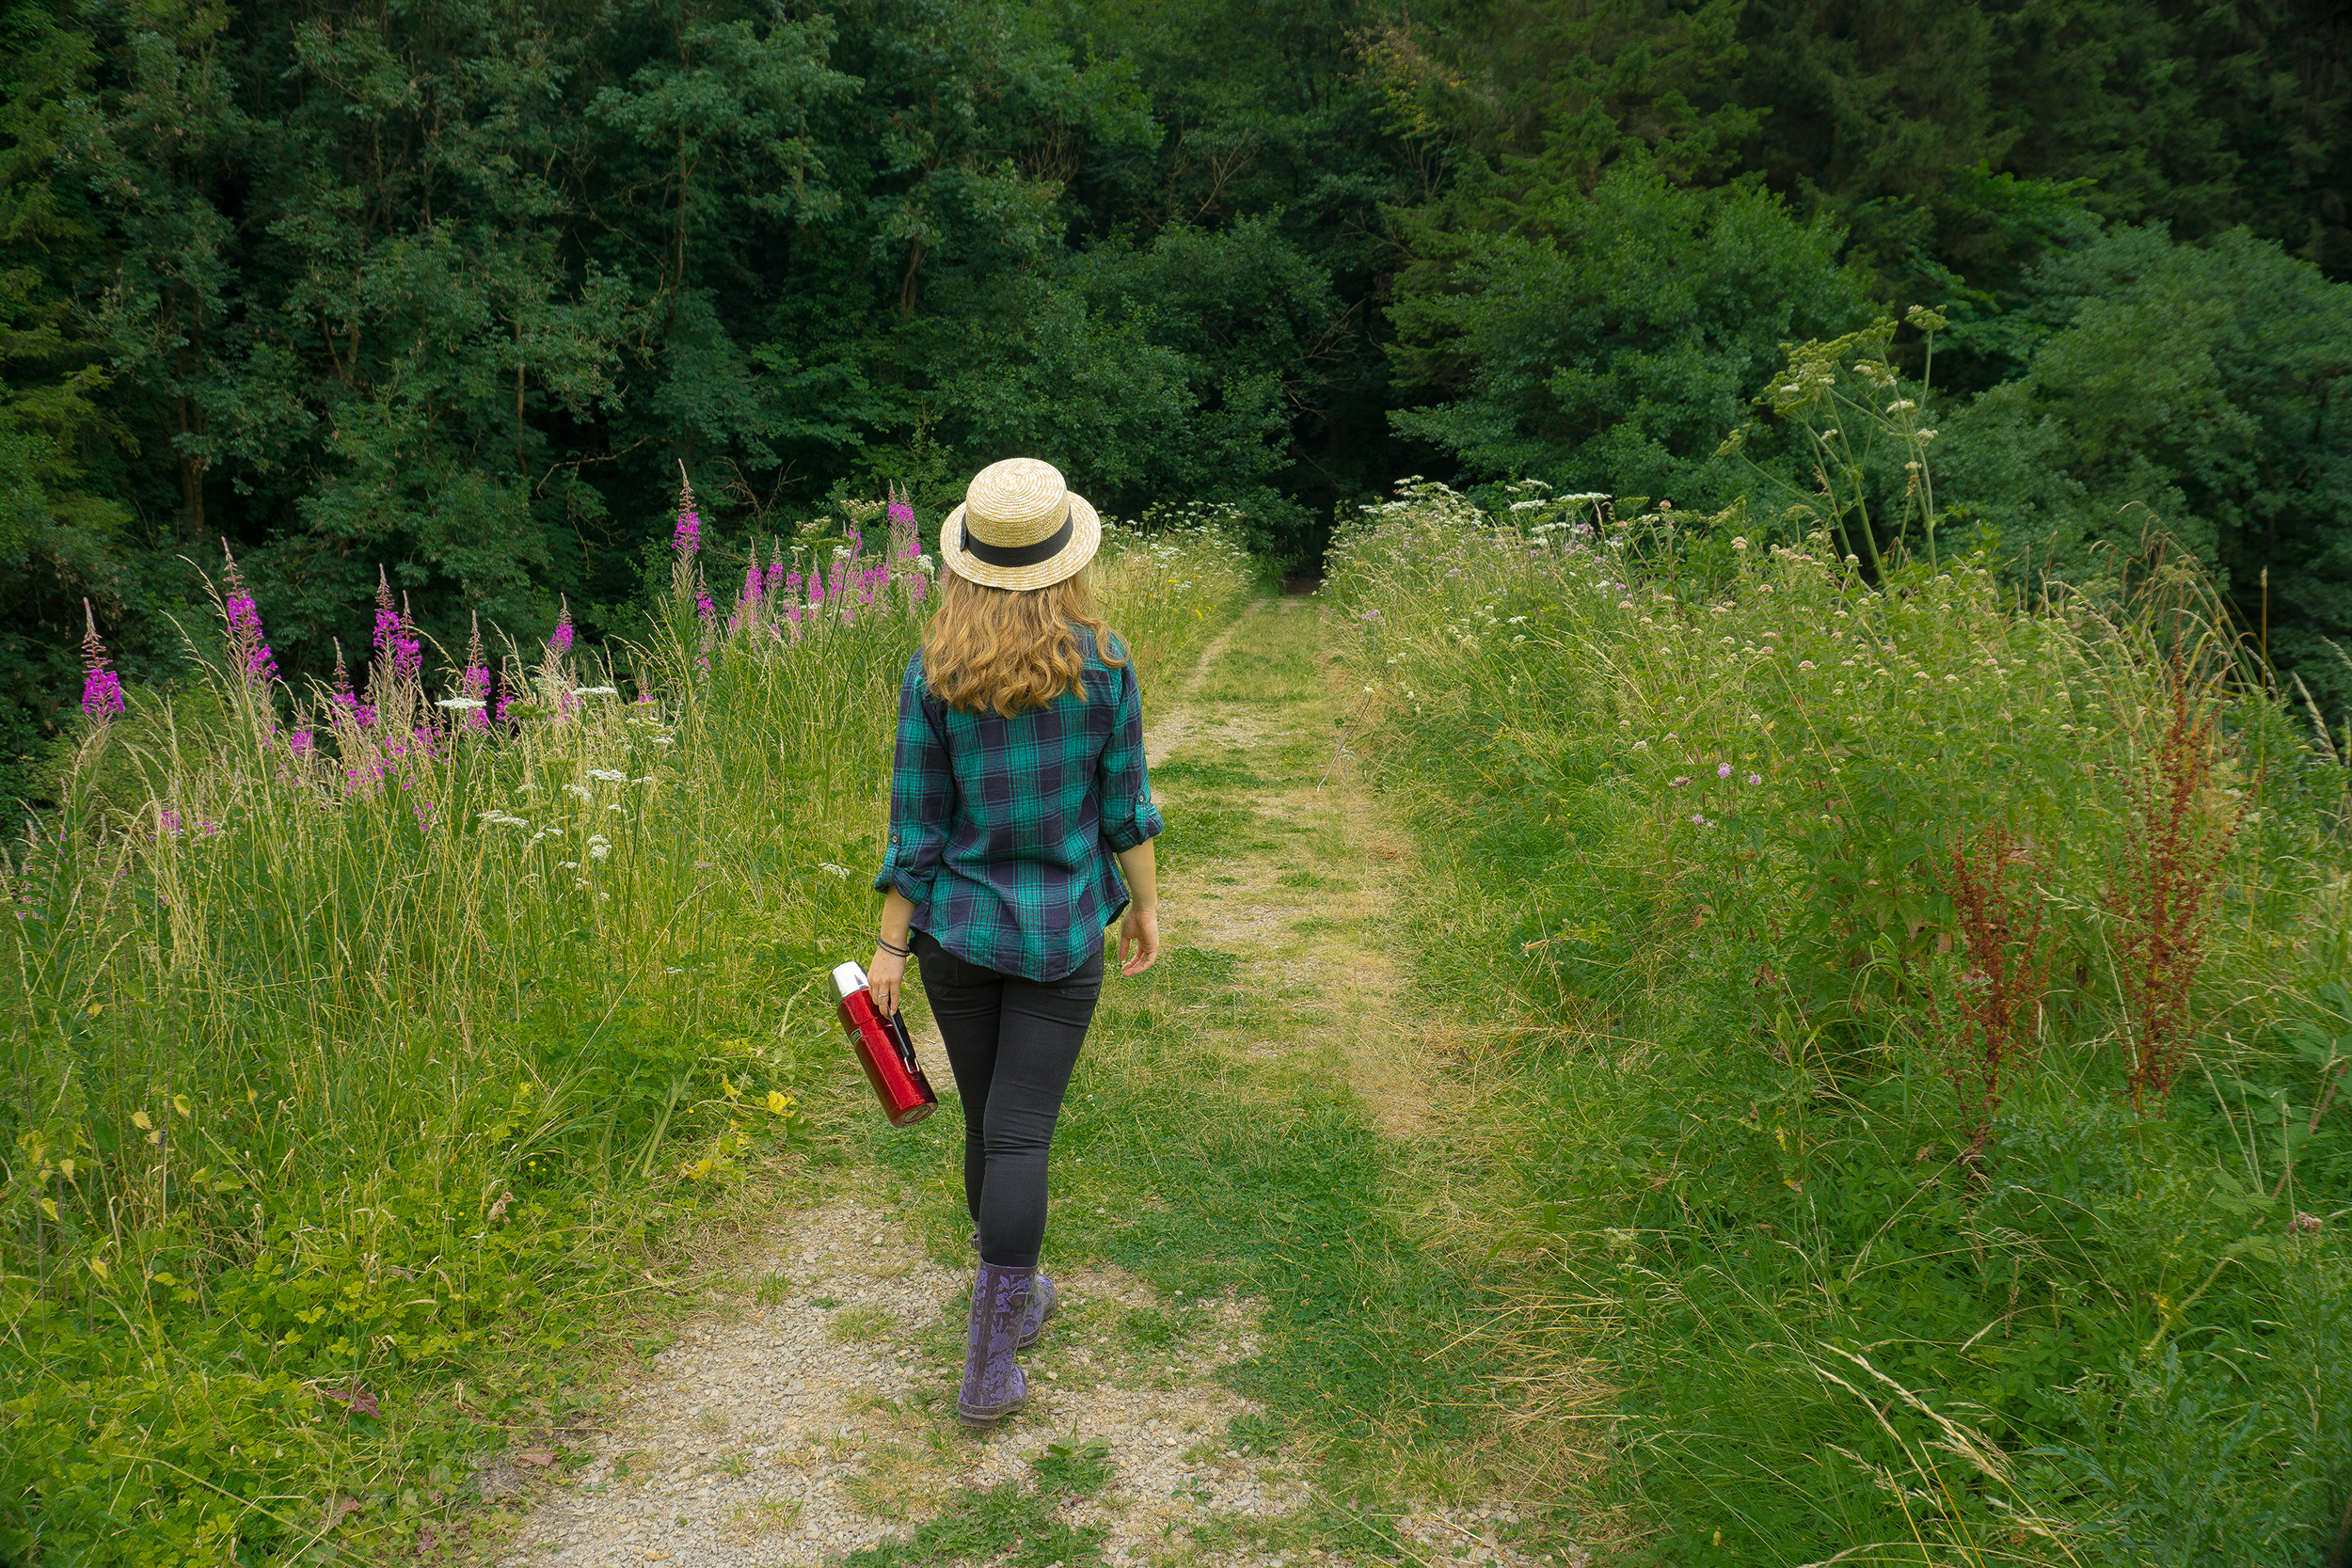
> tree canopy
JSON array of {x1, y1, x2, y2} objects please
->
[{"x1": 6, "y1": 0, "x2": 2350, "y2": 792}]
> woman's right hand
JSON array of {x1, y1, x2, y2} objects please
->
[
  {"x1": 867, "y1": 946, "x2": 909, "y2": 1016},
  {"x1": 1119, "y1": 905, "x2": 1160, "y2": 975}
]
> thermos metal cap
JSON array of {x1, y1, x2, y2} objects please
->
[{"x1": 831, "y1": 960, "x2": 867, "y2": 1002}]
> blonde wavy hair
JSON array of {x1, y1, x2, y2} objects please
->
[{"x1": 922, "y1": 567, "x2": 1126, "y2": 715}]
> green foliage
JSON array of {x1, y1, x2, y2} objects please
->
[
  {"x1": 1940, "y1": 225, "x2": 2352, "y2": 709},
  {"x1": 1388, "y1": 160, "x2": 1871, "y2": 504},
  {"x1": 1330, "y1": 477, "x2": 2352, "y2": 1565}
]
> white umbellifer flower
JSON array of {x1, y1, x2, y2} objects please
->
[
  {"x1": 631, "y1": 775, "x2": 657, "y2": 784},
  {"x1": 652, "y1": 736, "x2": 675, "y2": 746},
  {"x1": 478, "y1": 810, "x2": 530, "y2": 828},
  {"x1": 1731, "y1": 537, "x2": 1748, "y2": 550},
  {"x1": 575, "y1": 686, "x2": 619, "y2": 697},
  {"x1": 564, "y1": 783, "x2": 592, "y2": 800},
  {"x1": 588, "y1": 838, "x2": 611, "y2": 861},
  {"x1": 544, "y1": 826, "x2": 564, "y2": 837},
  {"x1": 588, "y1": 768, "x2": 626, "y2": 782},
  {"x1": 560, "y1": 861, "x2": 580, "y2": 870},
  {"x1": 817, "y1": 863, "x2": 851, "y2": 879},
  {"x1": 437, "y1": 696, "x2": 486, "y2": 710}
]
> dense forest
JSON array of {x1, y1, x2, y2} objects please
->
[{"x1": 5, "y1": 0, "x2": 2350, "y2": 794}]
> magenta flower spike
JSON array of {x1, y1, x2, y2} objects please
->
[
  {"x1": 674, "y1": 464, "x2": 701, "y2": 558},
  {"x1": 765, "y1": 558, "x2": 787, "y2": 597},
  {"x1": 459, "y1": 612, "x2": 491, "y2": 732},
  {"x1": 373, "y1": 567, "x2": 400, "y2": 663},
  {"x1": 394, "y1": 594, "x2": 422, "y2": 680},
  {"x1": 79, "y1": 600, "x2": 125, "y2": 722},
  {"x1": 221, "y1": 544, "x2": 279, "y2": 686},
  {"x1": 548, "y1": 598, "x2": 574, "y2": 656},
  {"x1": 887, "y1": 483, "x2": 914, "y2": 528}
]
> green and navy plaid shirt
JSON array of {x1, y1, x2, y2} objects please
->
[{"x1": 874, "y1": 628, "x2": 1162, "y2": 982}]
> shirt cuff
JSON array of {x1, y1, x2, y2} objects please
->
[{"x1": 1102, "y1": 800, "x2": 1164, "y2": 854}]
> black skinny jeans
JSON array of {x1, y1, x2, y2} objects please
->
[{"x1": 912, "y1": 930, "x2": 1103, "y2": 1269}]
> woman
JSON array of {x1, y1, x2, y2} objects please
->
[{"x1": 865, "y1": 456, "x2": 1162, "y2": 1428}]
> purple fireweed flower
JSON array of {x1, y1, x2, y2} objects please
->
[
  {"x1": 675, "y1": 468, "x2": 701, "y2": 557},
  {"x1": 158, "y1": 807, "x2": 182, "y2": 837},
  {"x1": 222, "y1": 545, "x2": 278, "y2": 685},
  {"x1": 458, "y1": 613, "x2": 492, "y2": 732},
  {"x1": 696, "y1": 589, "x2": 716, "y2": 622},
  {"x1": 80, "y1": 601, "x2": 125, "y2": 721},
  {"x1": 740, "y1": 562, "x2": 760, "y2": 608},
  {"x1": 548, "y1": 598, "x2": 574, "y2": 656},
  {"x1": 394, "y1": 594, "x2": 422, "y2": 680},
  {"x1": 765, "y1": 559, "x2": 787, "y2": 597},
  {"x1": 888, "y1": 482, "x2": 914, "y2": 527},
  {"x1": 289, "y1": 731, "x2": 315, "y2": 754},
  {"x1": 373, "y1": 567, "x2": 400, "y2": 662},
  {"x1": 910, "y1": 574, "x2": 928, "y2": 602},
  {"x1": 1718, "y1": 763, "x2": 1733, "y2": 779}
]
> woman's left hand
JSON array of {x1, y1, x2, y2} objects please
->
[{"x1": 867, "y1": 947, "x2": 908, "y2": 1016}]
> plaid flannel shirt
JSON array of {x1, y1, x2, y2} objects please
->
[{"x1": 873, "y1": 628, "x2": 1162, "y2": 982}]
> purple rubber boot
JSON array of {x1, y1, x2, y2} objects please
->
[
  {"x1": 956, "y1": 1262, "x2": 1031, "y2": 1428},
  {"x1": 970, "y1": 1230, "x2": 1057, "y2": 1350}
]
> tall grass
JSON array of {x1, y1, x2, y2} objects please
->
[
  {"x1": 1329, "y1": 483, "x2": 2352, "y2": 1565},
  {"x1": 0, "y1": 505, "x2": 1250, "y2": 1566}
]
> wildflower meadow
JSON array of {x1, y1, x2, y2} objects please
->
[
  {"x1": 1330, "y1": 474, "x2": 2352, "y2": 1562},
  {"x1": 0, "y1": 488, "x2": 1251, "y2": 1565}
]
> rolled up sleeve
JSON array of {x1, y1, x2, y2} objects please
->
[
  {"x1": 875, "y1": 656, "x2": 954, "y2": 907},
  {"x1": 1097, "y1": 655, "x2": 1163, "y2": 853}
]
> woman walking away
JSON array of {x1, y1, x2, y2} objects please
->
[{"x1": 865, "y1": 457, "x2": 1163, "y2": 1428}]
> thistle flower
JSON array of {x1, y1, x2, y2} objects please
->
[
  {"x1": 222, "y1": 545, "x2": 278, "y2": 685},
  {"x1": 548, "y1": 598, "x2": 574, "y2": 657},
  {"x1": 79, "y1": 601, "x2": 125, "y2": 722},
  {"x1": 1718, "y1": 763, "x2": 1733, "y2": 779}
]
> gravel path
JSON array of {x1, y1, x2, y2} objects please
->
[{"x1": 489, "y1": 599, "x2": 1560, "y2": 1568}]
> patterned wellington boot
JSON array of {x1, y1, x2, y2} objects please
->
[
  {"x1": 956, "y1": 1262, "x2": 1032, "y2": 1428},
  {"x1": 970, "y1": 1231, "x2": 1057, "y2": 1350}
]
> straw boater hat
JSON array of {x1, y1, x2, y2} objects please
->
[{"x1": 940, "y1": 457, "x2": 1101, "y2": 591}]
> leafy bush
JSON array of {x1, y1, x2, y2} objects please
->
[
  {"x1": 1939, "y1": 225, "x2": 2352, "y2": 713},
  {"x1": 1329, "y1": 477, "x2": 2352, "y2": 1564}
]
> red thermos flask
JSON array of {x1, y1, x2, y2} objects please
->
[{"x1": 832, "y1": 960, "x2": 939, "y2": 1127}]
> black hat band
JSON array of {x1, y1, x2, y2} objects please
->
[{"x1": 959, "y1": 513, "x2": 1074, "y2": 569}]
